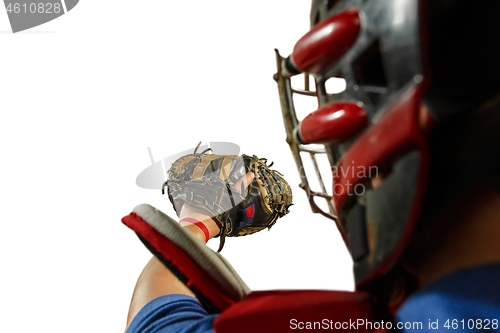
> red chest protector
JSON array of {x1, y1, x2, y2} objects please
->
[{"x1": 214, "y1": 289, "x2": 391, "y2": 333}]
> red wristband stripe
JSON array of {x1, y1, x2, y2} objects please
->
[{"x1": 179, "y1": 218, "x2": 210, "y2": 244}]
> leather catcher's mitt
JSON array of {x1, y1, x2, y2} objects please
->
[{"x1": 162, "y1": 146, "x2": 293, "y2": 251}]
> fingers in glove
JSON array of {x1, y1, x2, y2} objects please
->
[{"x1": 234, "y1": 172, "x2": 255, "y2": 195}]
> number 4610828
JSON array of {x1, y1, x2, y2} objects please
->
[
  {"x1": 444, "y1": 319, "x2": 498, "y2": 330},
  {"x1": 6, "y1": 3, "x2": 62, "y2": 14}
]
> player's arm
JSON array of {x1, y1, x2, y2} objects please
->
[
  {"x1": 126, "y1": 256, "x2": 195, "y2": 329},
  {"x1": 125, "y1": 172, "x2": 255, "y2": 329}
]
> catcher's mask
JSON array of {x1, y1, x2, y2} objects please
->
[{"x1": 274, "y1": 0, "x2": 500, "y2": 288}]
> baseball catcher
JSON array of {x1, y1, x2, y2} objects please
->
[
  {"x1": 162, "y1": 142, "x2": 293, "y2": 252},
  {"x1": 124, "y1": 1, "x2": 500, "y2": 332}
]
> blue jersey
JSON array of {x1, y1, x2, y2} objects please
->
[
  {"x1": 396, "y1": 263, "x2": 500, "y2": 332},
  {"x1": 126, "y1": 294, "x2": 216, "y2": 333}
]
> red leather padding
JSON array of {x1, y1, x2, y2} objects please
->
[
  {"x1": 292, "y1": 9, "x2": 361, "y2": 74},
  {"x1": 300, "y1": 101, "x2": 367, "y2": 144},
  {"x1": 122, "y1": 212, "x2": 235, "y2": 312},
  {"x1": 214, "y1": 290, "x2": 381, "y2": 333}
]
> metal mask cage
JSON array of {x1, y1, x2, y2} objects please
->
[{"x1": 273, "y1": 49, "x2": 343, "y2": 235}]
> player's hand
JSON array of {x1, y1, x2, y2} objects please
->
[{"x1": 179, "y1": 172, "x2": 255, "y2": 242}]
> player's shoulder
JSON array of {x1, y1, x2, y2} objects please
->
[{"x1": 396, "y1": 263, "x2": 500, "y2": 332}]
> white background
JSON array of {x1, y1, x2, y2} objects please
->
[{"x1": 0, "y1": 1, "x2": 353, "y2": 332}]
